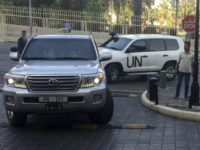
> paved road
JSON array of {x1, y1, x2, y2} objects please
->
[
  {"x1": 1, "y1": 42, "x2": 200, "y2": 150},
  {"x1": 1, "y1": 93, "x2": 200, "y2": 150}
]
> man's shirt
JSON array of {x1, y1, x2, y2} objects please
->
[
  {"x1": 18, "y1": 37, "x2": 27, "y2": 55},
  {"x1": 178, "y1": 51, "x2": 194, "y2": 73}
]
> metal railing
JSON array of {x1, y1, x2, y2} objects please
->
[{"x1": 0, "y1": 5, "x2": 176, "y2": 44}]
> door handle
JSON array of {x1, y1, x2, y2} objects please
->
[
  {"x1": 142, "y1": 55, "x2": 148, "y2": 58},
  {"x1": 163, "y1": 54, "x2": 168, "y2": 57}
]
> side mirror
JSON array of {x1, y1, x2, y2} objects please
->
[
  {"x1": 100, "y1": 51, "x2": 112, "y2": 61},
  {"x1": 9, "y1": 47, "x2": 19, "y2": 61}
]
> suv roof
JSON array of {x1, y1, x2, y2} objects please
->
[
  {"x1": 33, "y1": 34, "x2": 92, "y2": 39},
  {"x1": 119, "y1": 34, "x2": 181, "y2": 40}
]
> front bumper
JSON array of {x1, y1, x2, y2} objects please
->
[{"x1": 2, "y1": 84, "x2": 106, "y2": 114}]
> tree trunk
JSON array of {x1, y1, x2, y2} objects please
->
[
  {"x1": 175, "y1": 0, "x2": 179, "y2": 34},
  {"x1": 133, "y1": 0, "x2": 142, "y2": 33}
]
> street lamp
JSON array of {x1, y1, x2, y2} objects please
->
[
  {"x1": 189, "y1": 0, "x2": 199, "y2": 108},
  {"x1": 29, "y1": 0, "x2": 32, "y2": 37}
]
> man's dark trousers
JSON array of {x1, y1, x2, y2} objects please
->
[{"x1": 175, "y1": 71, "x2": 191, "y2": 98}]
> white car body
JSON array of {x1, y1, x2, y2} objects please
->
[
  {"x1": 99, "y1": 34, "x2": 184, "y2": 82},
  {"x1": 9, "y1": 51, "x2": 18, "y2": 60}
]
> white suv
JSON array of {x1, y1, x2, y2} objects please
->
[{"x1": 99, "y1": 34, "x2": 184, "y2": 83}]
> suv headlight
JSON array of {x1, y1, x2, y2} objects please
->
[
  {"x1": 81, "y1": 73, "x2": 104, "y2": 88},
  {"x1": 4, "y1": 74, "x2": 26, "y2": 89}
]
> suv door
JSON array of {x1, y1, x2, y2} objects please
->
[
  {"x1": 146, "y1": 39, "x2": 179, "y2": 71},
  {"x1": 146, "y1": 39, "x2": 167, "y2": 71},
  {"x1": 123, "y1": 39, "x2": 150, "y2": 72}
]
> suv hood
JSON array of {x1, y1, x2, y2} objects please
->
[
  {"x1": 9, "y1": 60, "x2": 100, "y2": 75},
  {"x1": 98, "y1": 47, "x2": 122, "y2": 54}
]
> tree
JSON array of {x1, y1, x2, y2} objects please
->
[
  {"x1": 60, "y1": 0, "x2": 89, "y2": 11},
  {"x1": 0, "y1": 0, "x2": 59, "y2": 8},
  {"x1": 84, "y1": 0, "x2": 107, "y2": 12},
  {"x1": 59, "y1": 0, "x2": 72, "y2": 10},
  {"x1": 131, "y1": 0, "x2": 154, "y2": 33},
  {"x1": 175, "y1": 0, "x2": 179, "y2": 29}
]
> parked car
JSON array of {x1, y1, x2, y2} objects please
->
[
  {"x1": 3, "y1": 35, "x2": 113, "y2": 127},
  {"x1": 99, "y1": 34, "x2": 184, "y2": 83}
]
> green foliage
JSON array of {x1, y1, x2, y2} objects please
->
[
  {"x1": 0, "y1": 0, "x2": 28, "y2": 5},
  {"x1": 150, "y1": 0, "x2": 196, "y2": 28},
  {"x1": 119, "y1": 5, "x2": 133, "y2": 24},
  {"x1": 84, "y1": 0, "x2": 107, "y2": 12},
  {"x1": 0, "y1": 0, "x2": 59, "y2": 8}
]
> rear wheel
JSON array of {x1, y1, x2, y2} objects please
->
[
  {"x1": 89, "y1": 89, "x2": 113, "y2": 124},
  {"x1": 106, "y1": 64, "x2": 120, "y2": 83},
  {"x1": 6, "y1": 109, "x2": 27, "y2": 127},
  {"x1": 163, "y1": 62, "x2": 176, "y2": 81}
]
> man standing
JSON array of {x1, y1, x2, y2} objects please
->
[
  {"x1": 18, "y1": 31, "x2": 27, "y2": 58},
  {"x1": 174, "y1": 41, "x2": 194, "y2": 99}
]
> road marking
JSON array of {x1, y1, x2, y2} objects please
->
[
  {"x1": 128, "y1": 94, "x2": 137, "y2": 98},
  {"x1": 110, "y1": 90, "x2": 143, "y2": 93},
  {"x1": 112, "y1": 93, "x2": 137, "y2": 98},
  {"x1": 71, "y1": 124, "x2": 98, "y2": 129},
  {"x1": 121, "y1": 124, "x2": 147, "y2": 129},
  {"x1": 70, "y1": 124, "x2": 152, "y2": 130}
]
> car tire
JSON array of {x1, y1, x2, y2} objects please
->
[
  {"x1": 106, "y1": 64, "x2": 120, "y2": 83},
  {"x1": 163, "y1": 62, "x2": 176, "y2": 81},
  {"x1": 6, "y1": 109, "x2": 27, "y2": 127},
  {"x1": 88, "y1": 89, "x2": 113, "y2": 124}
]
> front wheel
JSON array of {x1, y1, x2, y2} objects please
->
[
  {"x1": 88, "y1": 89, "x2": 113, "y2": 124},
  {"x1": 163, "y1": 62, "x2": 176, "y2": 81},
  {"x1": 6, "y1": 109, "x2": 27, "y2": 127},
  {"x1": 106, "y1": 64, "x2": 120, "y2": 83}
]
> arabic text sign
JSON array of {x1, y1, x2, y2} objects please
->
[{"x1": 182, "y1": 15, "x2": 195, "y2": 32}]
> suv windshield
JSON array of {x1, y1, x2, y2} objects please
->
[
  {"x1": 100, "y1": 37, "x2": 132, "y2": 51},
  {"x1": 22, "y1": 38, "x2": 97, "y2": 60}
]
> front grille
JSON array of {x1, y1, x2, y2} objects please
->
[{"x1": 26, "y1": 76, "x2": 80, "y2": 91}]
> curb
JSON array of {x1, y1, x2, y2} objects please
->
[{"x1": 141, "y1": 91, "x2": 200, "y2": 121}]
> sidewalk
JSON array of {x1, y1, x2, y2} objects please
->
[
  {"x1": 157, "y1": 84, "x2": 200, "y2": 112},
  {"x1": 141, "y1": 81, "x2": 200, "y2": 121}
]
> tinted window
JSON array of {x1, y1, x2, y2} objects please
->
[
  {"x1": 149, "y1": 39, "x2": 165, "y2": 51},
  {"x1": 165, "y1": 39, "x2": 179, "y2": 50},
  {"x1": 101, "y1": 37, "x2": 132, "y2": 51},
  {"x1": 22, "y1": 39, "x2": 97, "y2": 60},
  {"x1": 129, "y1": 40, "x2": 146, "y2": 52}
]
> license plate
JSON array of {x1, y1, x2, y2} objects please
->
[
  {"x1": 39, "y1": 96, "x2": 68, "y2": 103},
  {"x1": 46, "y1": 103, "x2": 62, "y2": 112}
]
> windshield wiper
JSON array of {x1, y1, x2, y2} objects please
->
[{"x1": 55, "y1": 57, "x2": 90, "y2": 60}]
